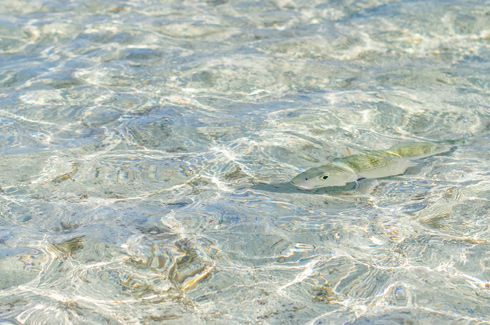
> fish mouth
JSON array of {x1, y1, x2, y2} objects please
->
[{"x1": 291, "y1": 180, "x2": 319, "y2": 190}]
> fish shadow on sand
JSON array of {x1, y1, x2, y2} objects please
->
[{"x1": 250, "y1": 181, "x2": 357, "y2": 195}]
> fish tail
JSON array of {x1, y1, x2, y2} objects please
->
[{"x1": 437, "y1": 137, "x2": 470, "y2": 146}]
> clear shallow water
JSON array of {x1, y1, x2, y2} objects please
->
[{"x1": 1, "y1": 0, "x2": 490, "y2": 323}]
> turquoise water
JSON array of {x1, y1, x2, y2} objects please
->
[{"x1": 1, "y1": 0, "x2": 490, "y2": 323}]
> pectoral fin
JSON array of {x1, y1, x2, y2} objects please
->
[{"x1": 357, "y1": 179, "x2": 379, "y2": 195}]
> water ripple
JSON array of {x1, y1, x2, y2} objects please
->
[{"x1": 1, "y1": 0, "x2": 490, "y2": 323}]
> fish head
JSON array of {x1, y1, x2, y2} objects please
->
[{"x1": 291, "y1": 164, "x2": 357, "y2": 190}]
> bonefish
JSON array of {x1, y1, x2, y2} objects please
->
[{"x1": 291, "y1": 139, "x2": 468, "y2": 190}]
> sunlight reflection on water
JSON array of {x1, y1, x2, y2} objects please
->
[{"x1": 1, "y1": 0, "x2": 490, "y2": 323}]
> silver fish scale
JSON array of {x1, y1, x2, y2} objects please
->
[
  {"x1": 334, "y1": 151, "x2": 397, "y2": 172},
  {"x1": 387, "y1": 142, "x2": 443, "y2": 158}
]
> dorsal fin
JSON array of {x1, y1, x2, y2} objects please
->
[{"x1": 345, "y1": 146, "x2": 363, "y2": 156}]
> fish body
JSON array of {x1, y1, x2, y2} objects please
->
[{"x1": 291, "y1": 139, "x2": 467, "y2": 190}]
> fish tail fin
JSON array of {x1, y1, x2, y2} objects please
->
[{"x1": 437, "y1": 137, "x2": 470, "y2": 146}]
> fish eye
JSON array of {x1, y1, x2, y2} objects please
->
[{"x1": 322, "y1": 175, "x2": 329, "y2": 180}]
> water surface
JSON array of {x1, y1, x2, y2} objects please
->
[{"x1": 1, "y1": 0, "x2": 490, "y2": 323}]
